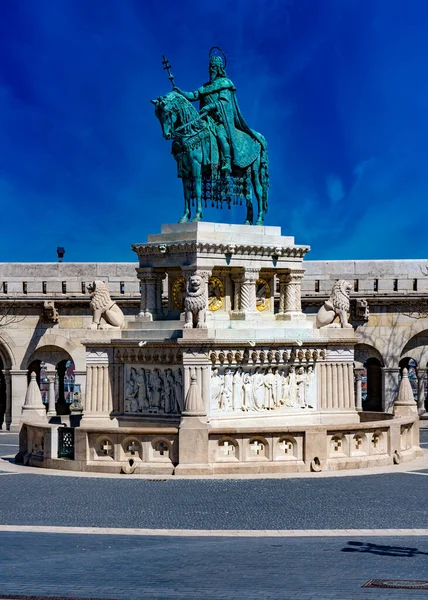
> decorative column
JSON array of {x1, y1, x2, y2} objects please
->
[
  {"x1": 277, "y1": 273, "x2": 287, "y2": 315},
  {"x1": 2, "y1": 370, "x2": 11, "y2": 430},
  {"x1": 231, "y1": 272, "x2": 243, "y2": 313},
  {"x1": 277, "y1": 270, "x2": 306, "y2": 321},
  {"x1": 175, "y1": 348, "x2": 211, "y2": 475},
  {"x1": 80, "y1": 348, "x2": 115, "y2": 426},
  {"x1": 416, "y1": 367, "x2": 427, "y2": 415},
  {"x1": 241, "y1": 268, "x2": 259, "y2": 314},
  {"x1": 136, "y1": 268, "x2": 165, "y2": 321},
  {"x1": 73, "y1": 370, "x2": 87, "y2": 404},
  {"x1": 354, "y1": 367, "x2": 364, "y2": 412},
  {"x1": 9, "y1": 370, "x2": 29, "y2": 432},
  {"x1": 45, "y1": 370, "x2": 56, "y2": 417},
  {"x1": 381, "y1": 367, "x2": 400, "y2": 413},
  {"x1": 55, "y1": 362, "x2": 69, "y2": 415}
]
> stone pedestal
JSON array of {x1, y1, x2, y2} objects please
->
[
  {"x1": 175, "y1": 416, "x2": 210, "y2": 475},
  {"x1": 20, "y1": 222, "x2": 421, "y2": 475}
]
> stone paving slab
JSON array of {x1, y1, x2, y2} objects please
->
[{"x1": 1, "y1": 533, "x2": 428, "y2": 599}]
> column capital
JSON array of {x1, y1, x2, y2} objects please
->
[
  {"x1": 354, "y1": 368, "x2": 364, "y2": 381},
  {"x1": 136, "y1": 267, "x2": 165, "y2": 280},
  {"x1": 286, "y1": 269, "x2": 305, "y2": 281}
]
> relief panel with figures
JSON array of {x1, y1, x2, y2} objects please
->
[
  {"x1": 124, "y1": 365, "x2": 183, "y2": 415},
  {"x1": 210, "y1": 365, "x2": 317, "y2": 415}
]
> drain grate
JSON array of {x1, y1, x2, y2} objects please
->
[{"x1": 363, "y1": 579, "x2": 428, "y2": 590}]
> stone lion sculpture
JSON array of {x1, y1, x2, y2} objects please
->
[
  {"x1": 87, "y1": 280, "x2": 125, "y2": 330},
  {"x1": 316, "y1": 279, "x2": 353, "y2": 329},
  {"x1": 184, "y1": 274, "x2": 207, "y2": 329}
]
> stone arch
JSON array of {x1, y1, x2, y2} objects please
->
[
  {"x1": 24, "y1": 336, "x2": 80, "y2": 417},
  {"x1": 21, "y1": 333, "x2": 84, "y2": 371},
  {"x1": 0, "y1": 331, "x2": 17, "y2": 369},
  {"x1": 400, "y1": 329, "x2": 428, "y2": 368},
  {"x1": 354, "y1": 343, "x2": 385, "y2": 369},
  {"x1": 0, "y1": 333, "x2": 16, "y2": 429},
  {"x1": 400, "y1": 319, "x2": 428, "y2": 356},
  {"x1": 399, "y1": 329, "x2": 428, "y2": 409},
  {"x1": 354, "y1": 344, "x2": 383, "y2": 412}
]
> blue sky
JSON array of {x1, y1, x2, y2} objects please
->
[{"x1": 1, "y1": 0, "x2": 428, "y2": 262}]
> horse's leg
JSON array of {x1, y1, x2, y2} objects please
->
[
  {"x1": 179, "y1": 177, "x2": 191, "y2": 223},
  {"x1": 244, "y1": 188, "x2": 253, "y2": 225},
  {"x1": 191, "y1": 150, "x2": 203, "y2": 222},
  {"x1": 251, "y1": 156, "x2": 264, "y2": 225}
]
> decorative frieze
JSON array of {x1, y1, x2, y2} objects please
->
[
  {"x1": 115, "y1": 347, "x2": 182, "y2": 365},
  {"x1": 211, "y1": 364, "x2": 316, "y2": 414},
  {"x1": 132, "y1": 241, "x2": 309, "y2": 259},
  {"x1": 209, "y1": 347, "x2": 323, "y2": 366}
]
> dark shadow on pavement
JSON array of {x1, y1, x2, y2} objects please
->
[{"x1": 342, "y1": 540, "x2": 428, "y2": 557}]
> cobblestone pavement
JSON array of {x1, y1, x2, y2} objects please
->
[
  {"x1": 0, "y1": 431, "x2": 427, "y2": 599},
  {"x1": 1, "y1": 466, "x2": 428, "y2": 530}
]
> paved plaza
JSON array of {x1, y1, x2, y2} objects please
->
[{"x1": 1, "y1": 431, "x2": 428, "y2": 599}]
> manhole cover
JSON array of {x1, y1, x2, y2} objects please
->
[{"x1": 363, "y1": 579, "x2": 428, "y2": 590}]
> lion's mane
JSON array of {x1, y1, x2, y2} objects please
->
[
  {"x1": 329, "y1": 280, "x2": 351, "y2": 312},
  {"x1": 89, "y1": 281, "x2": 113, "y2": 311},
  {"x1": 185, "y1": 277, "x2": 206, "y2": 312}
]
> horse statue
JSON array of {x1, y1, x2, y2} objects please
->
[{"x1": 152, "y1": 90, "x2": 269, "y2": 225}]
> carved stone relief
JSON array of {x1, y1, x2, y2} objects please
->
[
  {"x1": 210, "y1": 365, "x2": 317, "y2": 415},
  {"x1": 124, "y1": 365, "x2": 183, "y2": 415}
]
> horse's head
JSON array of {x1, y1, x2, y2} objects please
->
[
  {"x1": 152, "y1": 93, "x2": 176, "y2": 140},
  {"x1": 151, "y1": 91, "x2": 200, "y2": 140}
]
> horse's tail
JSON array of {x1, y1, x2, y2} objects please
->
[{"x1": 259, "y1": 136, "x2": 269, "y2": 213}]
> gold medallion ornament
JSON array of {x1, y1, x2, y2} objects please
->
[
  {"x1": 171, "y1": 276, "x2": 186, "y2": 311},
  {"x1": 208, "y1": 277, "x2": 225, "y2": 311},
  {"x1": 256, "y1": 278, "x2": 271, "y2": 312}
]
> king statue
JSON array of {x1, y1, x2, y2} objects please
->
[
  {"x1": 174, "y1": 53, "x2": 266, "y2": 177},
  {"x1": 153, "y1": 48, "x2": 269, "y2": 225}
]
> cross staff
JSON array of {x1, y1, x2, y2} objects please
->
[{"x1": 162, "y1": 55, "x2": 175, "y2": 88}]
